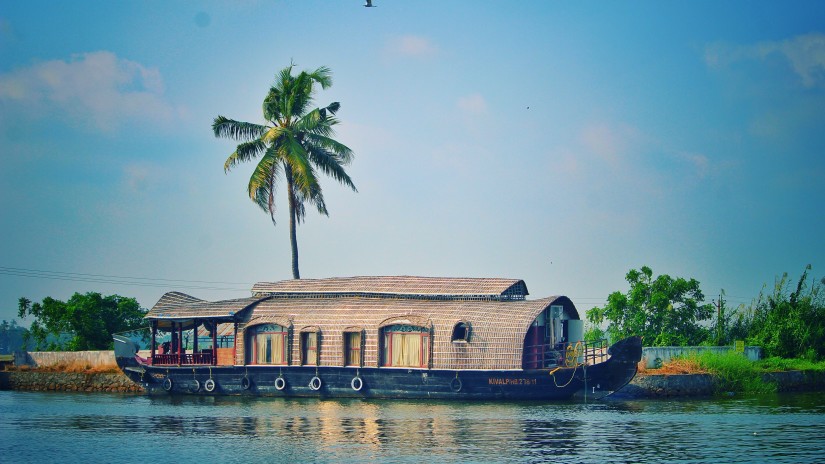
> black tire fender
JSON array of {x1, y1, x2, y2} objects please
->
[{"x1": 450, "y1": 377, "x2": 462, "y2": 392}]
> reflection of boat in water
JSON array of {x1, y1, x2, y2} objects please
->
[{"x1": 114, "y1": 276, "x2": 641, "y2": 400}]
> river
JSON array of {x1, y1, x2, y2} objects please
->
[{"x1": 1, "y1": 390, "x2": 824, "y2": 463}]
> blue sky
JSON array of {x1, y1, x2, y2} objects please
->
[{"x1": 1, "y1": 1, "x2": 824, "y2": 325}]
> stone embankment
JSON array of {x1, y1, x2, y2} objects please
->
[
  {"x1": 0, "y1": 371, "x2": 144, "y2": 393},
  {"x1": 621, "y1": 370, "x2": 825, "y2": 398}
]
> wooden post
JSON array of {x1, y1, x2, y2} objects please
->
[
  {"x1": 177, "y1": 322, "x2": 183, "y2": 366},
  {"x1": 150, "y1": 320, "x2": 157, "y2": 365},
  {"x1": 233, "y1": 322, "x2": 238, "y2": 365},
  {"x1": 192, "y1": 319, "x2": 199, "y2": 359},
  {"x1": 212, "y1": 322, "x2": 218, "y2": 366}
]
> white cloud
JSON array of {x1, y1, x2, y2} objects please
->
[
  {"x1": 0, "y1": 51, "x2": 181, "y2": 132},
  {"x1": 578, "y1": 122, "x2": 641, "y2": 164},
  {"x1": 705, "y1": 33, "x2": 825, "y2": 88},
  {"x1": 457, "y1": 94, "x2": 488, "y2": 115},
  {"x1": 386, "y1": 35, "x2": 438, "y2": 58}
]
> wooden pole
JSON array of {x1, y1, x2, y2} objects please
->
[
  {"x1": 150, "y1": 320, "x2": 157, "y2": 364},
  {"x1": 233, "y1": 322, "x2": 238, "y2": 365},
  {"x1": 193, "y1": 319, "x2": 199, "y2": 357},
  {"x1": 177, "y1": 322, "x2": 182, "y2": 366},
  {"x1": 212, "y1": 322, "x2": 218, "y2": 366}
]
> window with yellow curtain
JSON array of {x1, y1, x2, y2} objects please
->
[
  {"x1": 302, "y1": 332, "x2": 318, "y2": 365},
  {"x1": 250, "y1": 324, "x2": 287, "y2": 365},
  {"x1": 345, "y1": 332, "x2": 361, "y2": 366},
  {"x1": 382, "y1": 325, "x2": 429, "y2": 368}
]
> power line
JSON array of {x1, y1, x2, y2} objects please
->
[{"x1": 0, "y1": 266, "x2": 250, "y2": 293}]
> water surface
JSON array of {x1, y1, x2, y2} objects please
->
[{"x1": 1, "y1": 391, "x2": 823, "y2": 463}]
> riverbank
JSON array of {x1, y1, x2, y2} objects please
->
[
  {"x1": 621, "y1": 369, "x2": 825, "y2": 398},
  {"x1": 2, "y1": 369, "x2": 824, "y2": 397},
  {"x1": 0, "y1": 370, "x2": 144, "y2": 393}
]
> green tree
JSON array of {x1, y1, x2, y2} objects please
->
[
  {"x1": 213, "y1": 64, "x2": 356, "y2": 279},
  {"x1": 586, "y1": 266, "x2": 713, "y2": 346},
  {"x1": 17, "y1": 292, "x2": 146, "y2": 351},
  {"x1": 0, "y1": 319, "x2": 33, "y2": 353},
  {"x1": 745, "y1": 265, "x2": 825, "y2": 360}
]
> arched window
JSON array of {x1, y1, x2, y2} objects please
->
[
  {"x1": 247, "y1": 324, "x2": 288, "y2": 365},
  {"x1": 381, "y1": 324, "x2": 429, "y2": 368},
  {"x1": 451, "y1": 322, "x2": 470, "y2": 342}
]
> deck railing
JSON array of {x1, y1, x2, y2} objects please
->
[
  {"x1": 523, "y1": 339, "x2": 609, "y2": 368},
  {"x1": 151, "y1": 352, "x2": 214, "y2": 366}
]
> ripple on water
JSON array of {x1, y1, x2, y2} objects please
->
[{"x1": 1, "y1": 391, "x2": 824, "y2": 463}]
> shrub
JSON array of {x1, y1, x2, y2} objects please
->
[{"x1": 692, "y1": 351, "x2": 776, "y2": 394}]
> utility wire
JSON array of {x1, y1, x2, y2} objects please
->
[
  {"x1": 1, "y1": 266, "x2": 760, "y2": 304},
  {"x1": 0, "y1": 266, "x2": 250, "y2": 292}
]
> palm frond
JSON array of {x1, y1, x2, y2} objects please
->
[
  {"x1": 224, "y1": 139, "x2": 267, "y2": 172},
  {"x1": 261, "y1": 126, "x2": 288, "y2": 145},
  {"x1": 304, "y1": 133, "x2": 355, "y2": 165},
  {"x1": 308, "y1": 66, "x2": 333, "y2": 89},
  {"x1": 247, "y1": 151, "x2": 282, "y2": 221},
  {"x1": 295, "y1": 180, "x2": 328, "y2": 218},
  {"x1": 282, "y1": 137, "x2": 318, "y2": 197},
  {"x1": 263, "y1": 89, "x2": 284, "y2": 122},
  {"x1": 213, "y1": 116, "x2": 267, "y2": 141},
  {"x1": 304, "y1": 144, "x2": 357, "y2": 192}
]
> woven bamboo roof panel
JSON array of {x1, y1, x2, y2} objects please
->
[
  {"x1": 146, "y1": 292, "x2": 269, "y2": 320},
  {"x1": 235, "y1": 295, "x2": 572, "y2": 370},
  {"x1": 251, "y1": 276, "x2": 528, "y2": 300}
]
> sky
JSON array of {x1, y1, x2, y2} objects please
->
[{"x1": 1, "y1": 1, "x2": 824, "y2": 326}]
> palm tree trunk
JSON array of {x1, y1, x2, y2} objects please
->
[{"x1": 286, "y1": 176, "x2": 300, "y2": 279}]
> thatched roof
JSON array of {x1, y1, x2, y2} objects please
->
[
  {"x1": 251, "y1": 276, "x2": 528, "y2": 300},
  {"x1": 146, "y1": 291, "x2": 268, "y2": 324},
  {"x1": 146, "y1": 277, "x2": 578, "y2": 370},
  {"x1": 235, "y1": 293, "x2": 578, "y2": 370}
]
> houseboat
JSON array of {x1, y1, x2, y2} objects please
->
[{"x1": 114, "y1": 276, "x2": 641, "y2": 400}]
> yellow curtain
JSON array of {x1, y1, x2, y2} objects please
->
[
  {"x1": 305, "y1": 333, "x2": 318, "y2": 365},
  {"x1": 272, "y1": 334, "x2": 285, "y2": 364},
  {"x1": 391, "y1": 333, "x2": 422, "y2": 367},
  {"x1": 347, "y1": 332, "x2": 361, "y2": 366},
  {"x1": 256, "y1": 334, "x2": 271, "y2": 364}
]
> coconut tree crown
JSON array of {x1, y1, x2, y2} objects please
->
[{"x1": 213, "y1": 64, "x2": 356, "y2": 278}]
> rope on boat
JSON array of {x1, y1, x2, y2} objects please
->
[{"x1": 550, "y1": 363, "x2": 580, "y2": 388}]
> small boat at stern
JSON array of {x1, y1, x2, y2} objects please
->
[{"x1": 114, "y1": 276, "x2": 641, "y2": 400}]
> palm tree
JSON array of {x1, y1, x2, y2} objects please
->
[{"x1": 213, "y1": 64, "x2": 356, "y2": 279}]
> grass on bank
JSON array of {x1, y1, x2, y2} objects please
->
[
  {"x1": 8, "y1": 360, "x2": 119, "y2": 374},
  {"x1": 642, "y1": 351, "x2": 825, "y2": 394}
]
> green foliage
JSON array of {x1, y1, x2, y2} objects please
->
[
  {"x1": 756, "y1": 356, "x2": 825, "y2": 372},
  {"x1": 583, "y1": 323, "x2": 606, "y2": 344},
  {"x1": 213, "y1": 63, "x2": 356, "y2": 279},
  {"x1": 587, "y1": 266, "x2": 713, "y2": 346},
  {"x1": 17, "y1": 292, "x2": 146, "y2": 351},
  {"x1": 0, "y1": 319, "x2": 35, "y2": 353},
  {"x1": 691, "y1": 350, "x2": 777, "y2": 394},
  {"x1": 716, "y1": 266, "x2": 825, "y2": 360}
]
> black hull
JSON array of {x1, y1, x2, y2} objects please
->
[{"x1": 115, "y1": 336, "x2": 641, "y2": 401}]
